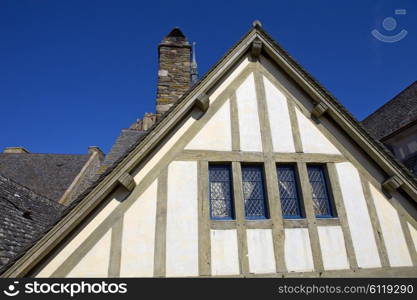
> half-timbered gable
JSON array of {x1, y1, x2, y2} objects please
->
[{"x1": 4, "y1": 23, "x2": 417, "y2": 278}]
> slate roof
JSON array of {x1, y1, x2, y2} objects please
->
[
  {"x1": 362, "y1": 80, "x2": 417, "y2": 140},
  {"x1": 0, "y1": 175, "x2": 63, "y2": 269},
  {"x1": 404, "y1": 154, "x2": 417, "y2": 175},
  {"x1": 101, "y1": 129, "x2": 146, "y2": 169},
  {"x1": 0, "y1": 153, "x2": 90, "y2": 202}
]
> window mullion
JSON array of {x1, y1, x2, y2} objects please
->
[
  {"x1": 264, "y1": 158, "x2": 287, "y2": 273},
  {"x1": 296, "y1": 161, "x2": 324, "y2": 271},
  {"x1": 231, "y1": 161, "x2": 249, "y2": 275}
]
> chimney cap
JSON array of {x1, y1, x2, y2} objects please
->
[
  {"x1": 166, "y1": 27, "x2": 186, "y2": 38},
  {"x1": 88, "y1": 146, "x2": 103, "y2": 155},
  {"x1": 88, "y1": 146, "x2": 104, "y2": 161},
  {"x1": 159, "y1": 27, "x2": 190, "y2": 48},
  {"x1": 3, "y1": 147, "x2": 30, "y2": 154}
]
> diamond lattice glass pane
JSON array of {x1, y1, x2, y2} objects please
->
[
  {"x1": 209, "y1": 165, "x2": 233, "y2": 219},
  {"x1": 307, "y1": 166, "x2": 332, "y2": 217},
  {"x1": 241, "y1": 166, "x2": 267, "y2": 219},
  {"x1": 210, "y1": 182, "x2": 229, "y2": 200},
  {"x1": 277, "y1": 166, "x2": 302, "y2": 218}
]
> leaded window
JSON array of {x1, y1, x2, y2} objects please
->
[
  {"x1": 277, "y1": 165, "x2": 303, "y2": 218},
  {"x1": 307, "y1": 165, "x2": 334, "y2": 218},
  {"x1": 241, "y1": 165, "x2": 268, "y2": 219},
  {"x1": 209, "y1": 164, "x2": 234, "y2": 220}
]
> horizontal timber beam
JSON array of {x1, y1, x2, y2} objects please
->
[{"x1": 177, "y1": 150, "x2": 346, "y2": 163}]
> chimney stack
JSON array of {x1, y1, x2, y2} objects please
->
[{"x1": 156, "y1": 28, "x2": 192, "y2": 115}]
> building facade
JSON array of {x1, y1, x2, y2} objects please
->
[{"x1": 2, "y1": 24, "x2": 417, "y2": 278}]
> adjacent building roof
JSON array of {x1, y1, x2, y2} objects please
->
[
  {"x1": 362, "y1": 81, "x2": 417, "y2": 140},
  {"x1": 101, "y1": 129, "x2": 146, "y2": 170},
  {"x1": 0, "y1": 153, "x2": 90, "y2": 202},
  {"x1": 0, "y1": 175, "x2": 63, "y2": 269}
]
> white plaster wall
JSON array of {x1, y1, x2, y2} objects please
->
[
  {"x1": 335, "y1": 162, "x2": 381, "y2": 268},
  {"x1": 120, "y1": 179, "x2": 158, "y2": 277},
  {"x1": 260, "y1": 56, "x2": 315, "y2": 112},
  {"x1": 295, "y1": 108, "x2": 340, "y2": 154},
  {"x1": 284, "y1": 228, "x2": 314, "y2": 272},
  {"x1": 317, "y1": 226, "x2": 349, "y2": 270},
  {"x1": 408, "y1": 222, "x2": 417, "y2": 252},
  {"x1": 36, "y1": 190, "x2": 122, "y2": 277},
  {"x1": 236, "y1": 73, "x2": 263, "y2": 152},
  {"x1": 132, "y1": 111, "x2": 197, "y2": 184},
  {"x1": 210, "y1": 229, "x2": 240, "y2": 276},
  {"x1": 246, "y1": 229, "x2": 276, "y2": 274},
  {"x1": 185, "y1": 99, "x2": 232, "y2": 151},
  {"x1": 67, "y1": 229, "x2": 112, "y2": 278},
  {"x1": 370, "y1": 184, "x2": 412, "y2": 267},
  {"x1": 166, "y1": 161, "x2": 199, "y2": 277},
  {"x1": 263, "y1": 75, "x2": 295, "y2": 153},
  {"x1": 210, "y1": 57, "x2": 250, "y2": 103}
]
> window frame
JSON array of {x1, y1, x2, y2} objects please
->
[
  {"x1": 276, "y1": 164, "x2": 305, "y2": 219},
  {"x1": 306, "y1": 164, "x2": 337, "y2": 219},
  {"x1": 208, "y1": 163, "x2": 235, "y2": 220},
  {"x1": 240, "y1": 163, "x2": 269, "y2": 220}
]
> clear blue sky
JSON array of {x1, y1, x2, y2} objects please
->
[{"x1": 1, "y1": 0, "x2": 416, "y2": 154}]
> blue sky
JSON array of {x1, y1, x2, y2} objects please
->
[{"x1": 1, "y1": 0, "x2": 416, "y2": 154}]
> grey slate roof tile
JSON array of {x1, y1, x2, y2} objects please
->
[
  {"x1": 362, "y1": 81, "x2": 417, "y2": 140},
  {"x1": 0, "y1": 153, "x2": 90, "y2": 201},
  {"x1": 0, "y1": 175, "x2": 64, "y2": 269},
  {"x1": 101, "y1": 129, "x2": 147, "y2": 169}
]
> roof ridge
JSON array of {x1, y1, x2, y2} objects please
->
[{"x1": 0, "y1": 153, "x2": 89, "y2": 156}]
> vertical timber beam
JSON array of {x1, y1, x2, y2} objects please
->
[
  {"x1": 360, "y1": 177, "x2": 390, "y2": 267},
  {"x1": 154, "y1": 168, "x2": 168, "y2": 277},
  {"x1": 198, "y1": 160, "x2": 211, "y2": 276},
  {"x1": 232, "y1": 162, "x2": 250, "y2": 275},
  {"x1": 297, "y1": 162, "x2": 324, "y2": 273},
  {"x1": 254, "y1": 69, "x2": 286, "y2": 273},
  {"x1": 230, "y1": 92, "x2": 241, "y2": 152},
  {"x1": 392, "y1": 198, "x2": 417, "y2": 266},
  {"x1": 108, "y1": 216, "x2": 123, "y2": 277},
  {"x1": 287, "y1": 100, "x2": 303, "y2": 153},
  {"x1": 326, "y1": 163, "x2": 358, "y2": 270}
]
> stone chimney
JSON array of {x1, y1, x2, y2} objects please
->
[{"x1": 156, "y1": 28, "x2": 192, "y2": 115}]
